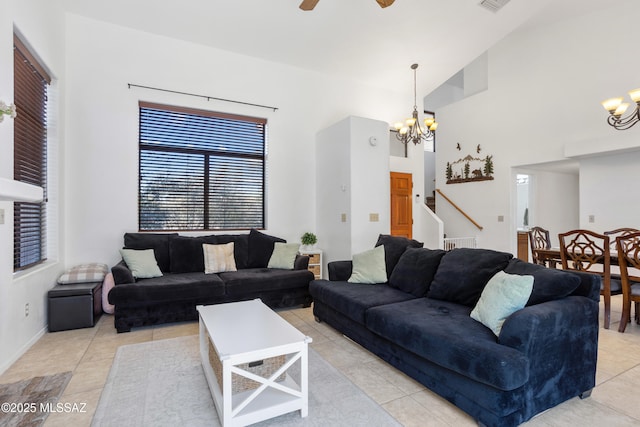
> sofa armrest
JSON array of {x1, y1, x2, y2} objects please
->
[
  {"x1": 111, "y1": 260, "x2": 134, "y2": 285},
  {"x1": 499, "y1": 296, "x2": 598, "y2": 395},
  {"x1": 294, "y1": 254, "x2": 310, "y2": 270},
  {"x1": 328, "y1": 260, "x2": 352, "y2": 281}
]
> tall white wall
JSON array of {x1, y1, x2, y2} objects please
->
[
  {"x1": 63, "y1": 14, "x2": 407, "y2": 268},
  {"x1": 0, "y1": 0, "x2": 65, "y2": 374},
  {"x1": 579, "y1": 151, "x2": 640, "y2": 232},
  {"x1": 435, "y1": 1, "x2": 640, "y2": 253}
]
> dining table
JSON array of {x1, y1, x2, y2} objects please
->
[{"x1": 533, "y1": 247, "x2": 621, "y2": 267}]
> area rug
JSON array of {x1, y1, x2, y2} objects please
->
[
  {"x1": 92, "y1": 335, "x2": 400, "y2": 426},
  {"x1": 0, "y1": 371, "x2": 72, "y2": 427}
]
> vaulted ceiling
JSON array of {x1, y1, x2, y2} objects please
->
[{"x1": 59, "y1": 0, "x2": 615, "y2": 94}]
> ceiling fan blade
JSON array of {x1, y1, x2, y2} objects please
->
[
  {"x1": 300, "y1": 0, "x2": 320, "y2": 11},
  {"x1": 376, "y1": 0, "x2": 395, "y2": 8}
]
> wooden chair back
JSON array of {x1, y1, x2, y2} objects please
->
[
  {"x1": 615, "y1": 232, "x2": 640, "y2": 332},
  {"x1": 559, "y1": 229, "x2": 615, "y2": 328},
  {"x1": 528, "y1": 226, "x2": 551, "y2": 266},
  {"x1": 605, "y1": 228, "x2": 640, "y2": 250}
]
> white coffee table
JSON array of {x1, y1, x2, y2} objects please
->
[{"x1": 197, "y1": 299, "x2": 312, "y2": 427}]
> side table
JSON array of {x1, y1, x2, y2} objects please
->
[
  {"x1": 48, "y1": 281, "x2": 103, "y2": 332},
  {"x1": 299, "y1": 249, "x2": 322, "y2": 279}
]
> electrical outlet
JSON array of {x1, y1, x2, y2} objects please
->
[
  {"x1": 498, "y1": 215, "x2": 504, "y2": 222},
  {"x1": 588, "y1": 215, "x2": 595, "y2": 223},
  {"x1": 341, "y1": 213, "x2": 347, "y2": 222},
  {"x1": 25, "y1": 303, "x2": 29, "y2": 317}
]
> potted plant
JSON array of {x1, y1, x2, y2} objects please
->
[{"x1": 301, "y1": 232, "x2": 318, "y2": 250}]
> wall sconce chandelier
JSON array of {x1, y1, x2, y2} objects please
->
[
  {"x1": 601, "y1": 88, "x2": 640, "y2": 130},
  {"x1": 394, "y1": 64, "x2": 438, "y2": 145},
  {"x1": 0, "y1": 100, "x2": 17, "y2": 123}
]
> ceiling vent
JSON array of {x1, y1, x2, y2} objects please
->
[{"x1": 478, "y1": 0, "x2": 511, "y2": 13}]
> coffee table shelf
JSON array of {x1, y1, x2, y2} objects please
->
[{"x1": 197, "y1": 299, "x2": 312, "y2": 427}]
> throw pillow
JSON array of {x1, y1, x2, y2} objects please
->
[
  {"x1": 427, "y1": 248, "x2": 513, "y2": 307},
  {"x1": 169, "y1": 236, "x2": 206, "y2": 273},
  {"x1": 470, "y1": 270, "x2": 534, "y2": 337},
  {"x1": 102, "y1": 272, "x2": 115, "y2": 314},
  {"x1": 248, "y1": 229, "x2": 286, "y2": 268},
  {"x1": 375, "y1": 234, "x2": 423, "y2": 279},
  {"x1": 123, "y1": 232, "x2": 178, "y2": 273},
  {"x1": 389, "y1": 248, "x2": 446, "y2": 297},
  {"x1": 267, "y1": 242, "x2": 300, "y2": 269},
  {"x1": 203, "y1": 242, "x2": 237, "y2": 274},
  {"x1": 57, "y1": 263, "x2": 109, "y2": 284},
  {"x1": 119, "y1": 249, "x2": 163, "y2": 279},
  {"x1": 213, "y1": 234, "x2": 249, "y2": 269},
  {"x1": 503, "y1": 258, "x2": 582, "y2": 306},
  {"x1": 348, "y1": 245, "x2": 387, "y2": 284}
]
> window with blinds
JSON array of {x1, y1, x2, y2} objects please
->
[
  {"x1": 139, "y1": 102, "x2": 266, "y2": 231},
  {"x1": 13, "y1": 35, "x2": 50, "y2": 271}
]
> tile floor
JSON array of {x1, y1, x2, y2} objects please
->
[{"x1": 1, "y1": 295, "x2": 639, "y2": 426}]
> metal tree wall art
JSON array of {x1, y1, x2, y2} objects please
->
[{"x1": 446, "y1": 147, "x2": 495, "y2": 184}]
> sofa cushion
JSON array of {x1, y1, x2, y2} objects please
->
[
  {"x1": 375, "y1": 234, "x2": 424, "y2": 279},
  {"x1": 108, "y1": 272, "x2": 225, "y2": 304},
  {"x1": 268, "y1": 242, "x2": 300, "y2": 269},
  {"x1": 119, "y1": 249, "x2": 163, "y2": 279},
  {"x1": 389, "y1": 248, "x2": 446, "y2": 297},
  {"x1": 348, "y1": 246, "x2": 387, "y2": 284},
  {"x1": 219, "y1": 268, "x2": 313, "y2": 296},
  {"x1": 471, "y1": 271, "x2": 534, "y2": 336},
  {"x1": 503, "y1": 259, "x2": 582, "y2": 306},
  {"x1": 169, "y1": 236, "x2": 206, "y2": 273},
  {"x1": 427, "y1": 248, "x2": 513, "y2": 307},
  {"x1": 124, "y1": 233, "x2": 177, "y2": 273},
  {"x1": 309, "y1": 280, "x2": 416, "y2": 325},
  {"x1": 248, "y1": 229, "x2": 286, "y2": 268},
  {"x1": 365, "y1": 298, "x2": 530, "y2": 391},
  {"x1": 203, "y1": 243, "x2": 237, "y2": 274},
  {"x1": 214, "y1": 234, "x2": 250, "y2": 269}
]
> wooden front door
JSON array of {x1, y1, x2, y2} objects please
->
[{"x1": 390, "y1": 172, "x2": 413, "y2": 238}]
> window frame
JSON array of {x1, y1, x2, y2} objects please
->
[{"x1": 138, "y1": 101, "x2": 267, "y2": 232}]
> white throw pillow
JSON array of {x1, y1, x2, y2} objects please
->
[
  {"x1": 470, "y1": 270, "x2": 534, "y2": 337},
  {"x1": 203, "y1": 242, "x2": 237, "y2": 274},
  {"x1": 267, "y1": 242, "x2": 300, "y2": 269},
  {"x1": 119, "y1": 249, "x2": 163, "y2": 279},
  {"x1": 348, "y1": 245, "x2": 387, "y2": 284}
]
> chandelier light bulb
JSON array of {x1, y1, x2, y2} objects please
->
[
  {"x1": 629, "y1": 88, "x2": 640, "y2": 103},
  {"x1": 602, "y1": 87, "x2": 640, "y2": 130}
]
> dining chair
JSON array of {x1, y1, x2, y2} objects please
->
[
  {"x1": 614, "y1": 232, "x2": 640, "y2": 333},
  {"x1": 558, "y1": 229, "x2": 622, "y2": 329},
  {"x1": 604, "y1": 228, "x2": 640, "y2": 251},
  {"x1": 528, "y1": 226, "x2": 559, "y2": 268}
]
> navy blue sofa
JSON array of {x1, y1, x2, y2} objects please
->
[
  {"x1": 309, "y1": 239, "x2": 599, "y2": 427},
  {"x1": 109, "y1": 230, "x2": 314, "y2": 332}
]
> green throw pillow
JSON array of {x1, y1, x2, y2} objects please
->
[
  {"x1": 470, "y1": 270, "x2": 534, "y2": 337},
  {"x1": 119, "y1": 248, "x2": 163, "y2": 279},
  {"x1": 348, "y1": 245, "x2": 387, "y2": 284},
  {"x1": 267, "y1": 243, "x2": 300, "y2": 269}
]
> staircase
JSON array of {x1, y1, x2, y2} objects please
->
[{"x1": 426, "y1": 191, "x2": 436, "y2": 212}]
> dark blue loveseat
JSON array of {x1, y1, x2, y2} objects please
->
[{"x1": 310, "y1": 239, "x2": 599, "y2": 427}]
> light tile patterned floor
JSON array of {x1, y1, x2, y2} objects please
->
[{"x1": 0, "y1": 295, "x2": 639, "y2": 426}]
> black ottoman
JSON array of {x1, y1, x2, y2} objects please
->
[{"x1": 48, "y1": 281, "x2": 103, "y2": 332}]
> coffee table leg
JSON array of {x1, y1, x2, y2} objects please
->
[
  {"x1": 301, "y1": 344, "x2": 309, "y2": 417},
  {"x1": 223, "y1": 358, "x2": 232, "y2": 426}
]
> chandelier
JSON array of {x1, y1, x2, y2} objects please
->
[
  {"x1": 394, "y1": 64, "x2": 438, "y2": 145},
  {"x1": 601, "y1": 88, "x2": 640, "y2": 130}
]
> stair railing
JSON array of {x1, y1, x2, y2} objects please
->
[{"x1": 435, "y1": 188, "x2": 483, "y2": 231}]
